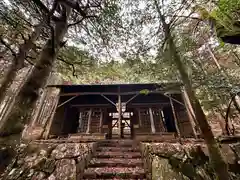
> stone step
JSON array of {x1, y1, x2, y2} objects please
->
[
  {"x1": 86, "y1": 177, "x2": 146, "y2": 180},
  {"x1": 83, "y1": 167, "x2": 146, "y2": 179},
  {"x1": 96, "y1": 147, "x2": 139, "y2": 152},
  {"x1": 89, "y1": 158, "x2": 143, "y2": 168},
  {"x1": 98, "y1": 140, "x2": 138, "y2": 147},
  {"x1": 94, "y1": 152, "x2": 142, "y2": 159}
]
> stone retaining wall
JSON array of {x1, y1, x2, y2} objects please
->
[
  {"x1": 1, "y1": 142, "x2": 97, "y2": 180},
  {"x1": 140, "y1": 142, "x2": 240, "y2": 180}
]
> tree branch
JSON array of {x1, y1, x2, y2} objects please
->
[
  {"x1": 25, "y1": 56, "x2": 35, "y2": 66},
  {"x1": 57, "y1": 57, "x2": 78, "y2": 77},
  {"x1": 68, "y1": 15, "x2": 97, "y2": 27},
  {"x1": 168, "y1": 15, "x2": 202, "y2": 21},
  {"x1": 0, "y1": 37, "x2": 17, "y2": 57},
  {"x1": 59, "y1": 0, "x2": 101, "y2": 16},
  {"x1": 31, "y1": 0, "x2": 61, "y2": 22},
  {"x1": 31, "y1": 0, "x2": 50, "y2": 15}
]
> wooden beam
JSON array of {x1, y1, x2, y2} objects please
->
[
  {"x1": 137, "y1": 108, "x2": 142, "y2": 127},
  {"x1": 112, "y1": 119, "x2": 119, "y2": 128},
  {"x1": 59, "y1": 90, "x2": 182, "y2": 97},
  {"x1": 71, "y1": 104, "x2": 111, "y2": 107},
  {"x1": 71, "y1": 102, "x2": 170, "y2": 108},
  {"x1": 123, "y1": 119, "x2": 130, "y2": 128},
  {"x1": 86, "y1": 108, "x2": 92, "y2": 133},
  {"x1": 101, "y1": 94, "x2": 116, "y2": 107},
  {"x1": 125, "y1": 94, "x2": 139, "y2": 104},
  {"x1": 99, "y1": 110, "x2": 103, "y2": 133},
  {"x1": 43, "y1": 89, "x2": 61, "y2": 139},
  {"x1": 108, "y1": 116, "x2": 112, "y2": 139},
  {"x1": 181, "y1": 87, "x2": 196, "y2": 120},
  {"x1": 118, "y1": 88, "x2": 123, "y2": 138},
  {"x1": 57, "y1": 94, "x2": 79, "y2": 108},
  {"x1": 163, "y1": 93, "x2": 185, "y2": 106},
  {"x1": 169, "y1": 95, "x2": 181, "y2": 137},
  {"x1": 77, "y1": 112, "x2": 82, "y2": 133},
  {"x1": 149, "y1": 108, "x2": 156, "y2": 133},
  {"x1": 181, "y1": 86, "x2": 198, "y2": 138},
  {"x1": 130, "y1": 115, "x2": 135, "y2": 139},
  {"x1": 129, "y1": 102, "x2": 169, "y2": 107},
  {"x1": 31, "y1": 89, "x2": 47, "y2": 126},
  {"x1": 159, "y1": 109, "x2": 166, "y2": 132}
]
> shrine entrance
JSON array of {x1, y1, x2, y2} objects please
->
[
  {"x1": 44, "y1": 83, "x2": 197, "y2": 140},
  {"x1": 110, "y1": 112, "x2": 133, "y2": 139}
]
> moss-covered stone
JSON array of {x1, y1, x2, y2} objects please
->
[
  {"x1": 2, "y1": 142, "x2": 97, "y2": 179},
  {"x1": 140, "y1": 142, "x2": 240, "y2": 180},
  {"x1": 152, "y1": 155, "x2": 187, "y2": 180},
  {"x1": 34, "y1": 158, "x2": 56, "y2": 174}
]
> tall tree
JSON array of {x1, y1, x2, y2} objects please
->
[
  {"x1": 1, "y1": 0, "x2": 118, "y2": 135},
  {"x1": 152, "y1": 0, "x2": 229, "y2": 179},
  {"x1": 0, "y1": 0, "x2": 46, "y2": 104}
]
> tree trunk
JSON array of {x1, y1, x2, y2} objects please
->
[
  {"x1": 168, "y1": 30, "x2": 230, "y2": 180},
  {"x1": 0, "y1": 25, "x2": 41, "y2": 104},
  {"x1": 1, "y1": 9, "x2": 70, "y2": 135},
  {"x1": 153, "y1": 0, "x2": 230, "y2": 179},
  {"x1": 0, "y1": 67, "x2": 33, "y2": 135},
  {"x1": 206, "y1": 44, "x2": 240, "y2": 113}
]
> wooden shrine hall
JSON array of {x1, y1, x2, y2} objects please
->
[{"x1": 29, "y1": 83, "x2": 199, "y2": 140}]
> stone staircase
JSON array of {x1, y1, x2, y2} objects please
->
[{"x1": 82, "y1": 140, "x2": 146, "y2": 179}]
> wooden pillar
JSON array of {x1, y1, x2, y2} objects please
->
[
  {"x1": 159, "y1": 109, "x2": 166, "y2": 132},
  {"x1": 99, "y1": 110, "x2": 103, "y2": 133},
  {"x1": 181, "y1": 86, "x2": 198, "y2": 138},
  {"x1": 130, "y1": 112, "x2": 135, "y2": 139},
  {"x1": 118, "y1": 93, "x2": 123, "y2": 138},
  {"x1": 77, "y1": 111, "x2": 82, "y2": 133},
  {"x1": 43, "y1": 88, "x2": 61, "y2": 139},
  {"x1": 86, "y1": 108, "x2": 92, "y2": 134},
  {"x1": 107, "y1": 115, "x2": 112, "y2": 139},
  {"x1": 137, "y1": 108, "x2": 142, "y2": 127},
  {"x1": 149, "y1": 108, "x2": 156, "y2": 133},
  {"x1": 169, "y1": 95, "x2": 181, "y2": 137},
  {"x1": 130, "y1": 121, "x2": 134, "y2": 139},
  {"x1": 31, "y1": 90, "x2": 47, "y2": 126},
  {"x1": 181, "y1": 87, "x2": 196, "y2": 120},
  {"x1": 43, "y1": 102, "x2": 59, "y2": 139}
]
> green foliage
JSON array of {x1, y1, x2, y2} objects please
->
[
  {"x1": 140, "y1": 89, "x2": 150, "y2": 95},
  {"x1": 54, "y1": 0, "x2": 240, "y2": 117},
  {"x1": 0, "y1": 1, "x2": 31, "y2": 45},
  {"x1": 216, "y1": 0, "x2": 240, "y2": 21},
  {"x1": 56, "y1": 44, "x2": 179, "y2": 84}
]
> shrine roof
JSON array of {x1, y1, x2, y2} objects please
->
[{"x1": 47, "y1": 82, "x2": 183, "y2": 94}]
